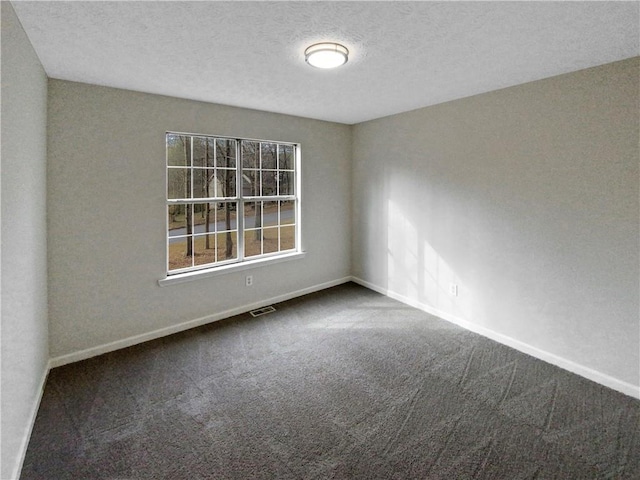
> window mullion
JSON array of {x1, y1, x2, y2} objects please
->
[
  {"x1": 167, "y1": 197, "x2": 239, "y2": 205},
  {"x1": 243, "y1": 195, "x2": 294, "y2": 202},
  {"x1": 276, "y1": 144, "x2": 280, "y2": 196},
  {"x1": 214, "y1": 199, "x2": 218, "y2": 264},
  {"x1": 259, "y1": 143, "x2": 263, "y2": 197},
  {"x1": 190, "y1": 136, "x2": 195, "y2": 268},
  {"x1": 237, "y1": 139, "x2": 245, "y2": 262},
  {"x1": 213, "y1": 137, "x2": 217, "y2": 197}
]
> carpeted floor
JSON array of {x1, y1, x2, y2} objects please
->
[{"x1": 21, "y1": 282, "x2": 640, "y2": 479}]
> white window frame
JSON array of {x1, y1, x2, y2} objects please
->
[{"x1": 164, "y1": 132, "x2": 302, "y2": 278}]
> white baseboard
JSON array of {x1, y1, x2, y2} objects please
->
[
  {"x1": 49, "y1": 276, "x2": 352, "y2": 368},
  {"x1": 11, "y1": 362, "x2": 50, "y2": 480},
  {"x1": 351, "y1": 276, "x2": 640, "y2": 400}
]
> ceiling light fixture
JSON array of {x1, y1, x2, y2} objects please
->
[{"x1": 304, "y1": 42, "x2": 349, "y2": 69}]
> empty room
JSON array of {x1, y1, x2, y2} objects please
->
[{"x1": 2, "y1": 1, "x2": 639, "y2": 479}]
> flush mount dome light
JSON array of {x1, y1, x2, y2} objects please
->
[{"x1": 305, "y1": 42, "x2": 349, "y2": 69}]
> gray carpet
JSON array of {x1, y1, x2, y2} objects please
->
[{"x1": 21, "y1": 283, "x2": 640, "y2": 479}]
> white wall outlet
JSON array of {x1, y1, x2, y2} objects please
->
[
  {"x1": 449, "y1": 283, "x2": 458, "y2": 296},
  {"x1": 245, "y1": 275, "x2": 253, "y2": 287}
]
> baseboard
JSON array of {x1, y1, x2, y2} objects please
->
[
  {"x1": 351, "y1": 276, "x2": 640, "y2": 400},
  {"x1": 49, "y1": 276, "x2": 352, "y2": 368},
  {"x1": 11, "y1": 361, "x2": 50, "y2": 480}
]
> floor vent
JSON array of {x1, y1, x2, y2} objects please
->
[{"x1": 249, "y1": 305, "x2": 276, "y2": 317}]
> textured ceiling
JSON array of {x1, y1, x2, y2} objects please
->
[{"x1": 10, "y1": 1, "x2": 640, "y2": 125}]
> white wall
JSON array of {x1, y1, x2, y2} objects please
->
[
  {"x1": 47, "y1": 80, "x2": 352, "y2": 359},
  {"x1": 352, "y1": 58, "x2": 639, "y2": 392},
  {"x1": 1, "y1": 2, "x2": 50, "y2": 478}
]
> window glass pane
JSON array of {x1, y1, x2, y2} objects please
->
[
  {"x1": 202, "y1": 202, "x2": 217, "y2": 233},
  {"x1": 194, "y1": 234, "x2": 216, "y2": 266},
  {"x1": 182, "y1": 204, "x2": 195, "y2": 236},
  {"x1": 244, "y1": 170, "x2": 260, "y2": 196},
  {"x1": 261, "y1": 170, "x2": 277, "y2": 196},
  {"x1": 192, "y1": 203, "x2": 214, "y2": 235},
  {"x1": 280, "y1": 201, "x2": 295, "y2": 225},
  {"x1": 217, "y1": 202, "x2": 238, "y2": 231},
  {"x1": 242, "y1": 141, "x2": 259, "y2": 169},
  {"x1": 168, "y1": 168, "x2": 190, "y2": 199},
  {"x1": 216, "y1": 139, "x2": 236, "y2": 168},
  {"x1": 263, "y1": 201, "x2": 278, "y2": 228},
  {"x1": 279, "y1": 171, "x2": 294, "y2": 196},
  {"x1": 168, "y1": 237, "x2": 192, "y2": 271},
  {"x1": 168, "y1": 205, "x2": 187, "y2": 237},
  {"x1": 263, "y1": 227, "x2": 278, "y2": 254},
  {"x1": 167, "y1": 134, "x2": 189, "y2": 166},
  {"x1": 216, "y1": 169, "x2": 236, "y2": 197},
  {"x1": 280, "y1": 226, "x2": 295, "y2": 251},
  {"x1": 210, "y1": 202, "x2": 220, "y2": 227},
  {"x1": 244, "y1": 201, "x2": 261, "y2": 229},
  {"x1": 278, "y1": 144, "x2": 294, "y2": 170},
  {"x1": 244, "y1": 229, "x2": 262, "y2": 258},
  {"x1": 217, "y1": 231, "x2": 237, "y2": 261},
  {"x1": 192, "y1": 136, "x2": 214, "y2": 168},
  {"x1": 261, "y1": 143, "x2": 277, "y2": 169},
  {"x1": 193, "y1": 169, "x2": 214, "y2": 198}
]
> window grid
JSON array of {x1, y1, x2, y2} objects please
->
[{"x1": 167, "y1": 133, "x2": 298, "y2": 274}]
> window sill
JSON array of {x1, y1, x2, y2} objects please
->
[{"x1": 158, "y1": 251, "x2": 306, "y2": 287}]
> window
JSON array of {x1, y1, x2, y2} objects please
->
[{"x1": 166, "y1": 133, "x2": 299, "y2": 274}]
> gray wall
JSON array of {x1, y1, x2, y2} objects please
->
[
  {"x1": 352, "y1": 58, "x2": 639, "y2": 389},
  {"x1": 47, "y1": 80, "x2": 352, "y2": 358},
  {"x1": 1, "y1": 2, "x2": 50, "y2": 478}
]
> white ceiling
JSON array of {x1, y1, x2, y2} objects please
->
[{"x1": 11, "y1": 1, "x2": 640, "y2": 125}]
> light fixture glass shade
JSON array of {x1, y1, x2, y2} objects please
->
[{"x1": 305, "y1": 43, "x2": 349, "y2": 69}]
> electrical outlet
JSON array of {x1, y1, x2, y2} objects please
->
[
  {"x1": 245, "y1": 275, "x2": 253, "y2": 287},
  {"x1": 449, "y1": 283, "x2": 458, "y2": 296}
]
